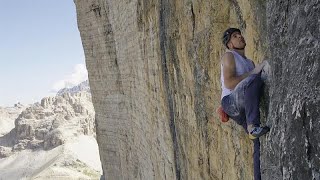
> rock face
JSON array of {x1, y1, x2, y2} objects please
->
[
  {"x1": 261, "y1": 1, "x2": 320, "y2": 180},
  {"x1": 3, "y1": 92, "x2": 95, "y2": 151},
  {"x1": 0, "y1": 103, "x2": 25, "y2": 136},
  {"x1": 0, "y1": 85, "x2": 101, "y2": 179},
  {"x1": 74, "y1": 0, "x2": 319, "y2": 179}
]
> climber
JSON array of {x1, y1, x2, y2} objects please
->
[{"x1": 220, "y1": 28, "x2": 270, "y2": 180}]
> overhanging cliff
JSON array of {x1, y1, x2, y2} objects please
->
[{"x1": 74, "y1": 0, "x2": 319, "y2": 179}]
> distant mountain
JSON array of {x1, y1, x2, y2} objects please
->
[
  {"x1": 0, "y1": 103, "x2": 25, "y2": 136},
  {"x1": 56, "y1": 80, "x2": 90, "y2": 96},
  {"x1": 0, "y1": 81, "x2": 101, "y2": 179},
  {"x1": 11, "y1": 91, "x2": 95, "y2": 151}
]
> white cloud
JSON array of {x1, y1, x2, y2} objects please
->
[{"x1": 52, "y1": 64, "x2": 88, "y2": 92}]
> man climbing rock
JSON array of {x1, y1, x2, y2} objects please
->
[{"x1": 220, "y1": 28, "x2": 270, "y2": 180}]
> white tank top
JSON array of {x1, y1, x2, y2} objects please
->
[{"x1": 220, "y1": 50, "x2": 254, "y2": 99}]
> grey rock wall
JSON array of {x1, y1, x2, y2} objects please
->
[
  {"x1": 261, "y1": 1, "x2": 320, "y2": 179},
  {"x1": 75, "y1": 1, "x2": 177, "y2": 179}
]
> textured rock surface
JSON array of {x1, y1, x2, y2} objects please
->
[
  {"x1": 0, "y1": 87, "x2": 101, "y2": 179},
  {"x1": 0, "y1": 104, "x2": 25, "y2": 136},
  {"x1": 75, "y1": 0, "x2": 319, "y2": 179},
  {"x1": 75, "y1": 0, "x2": 267, "y2": 179},
  {"x1": 261, "y1": 1, "x2": 320, "y2": 180},
  {"x1": 2, "y1": 92, "x2": 96, "y2": 151}
]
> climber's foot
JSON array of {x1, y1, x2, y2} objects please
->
[{"x1": 249, "y1": 126, "x2": 270, "y2": 140}]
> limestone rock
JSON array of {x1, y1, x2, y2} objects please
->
[
  {"x1": 0, "y1": 104, "x2": 25, "y2": 136},
  {"x1": 11, "y1": 91, "x2": 95, "y2": 151},
  {"x1": 261, "y1": 1, "x2": 320, "y2": 179},
  {"x1": 0, "y1": 85, "x2": 101, "y2": 179},
  {"x1": 43, "y1": 129, "x2": 65, "y2": 150},
  {"x1": 0, "y1": 146, "x2": 12, "y2": 158},
  {"x1": 74, "y1": 0, "x2": 266, "y2": 179},
  {"x1": 74, "y1": 0, "x2": 319, "y2": 179}
]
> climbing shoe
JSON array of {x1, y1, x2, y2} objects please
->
[
  {"x1": 248, "y1": 126, "x2": 270, "y2": 140},
  {"x1": 216, "y1": 106, "x2": 229, "y2": 123}
]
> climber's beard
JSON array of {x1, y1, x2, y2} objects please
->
[
  {"x1": 233, "y1": 47, "x2": 245, "y2": 50},
  {"x1": 231, "y1": 40, "x2": 246, "y2": 50}
]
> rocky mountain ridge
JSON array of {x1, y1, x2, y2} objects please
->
[
  {"x1": 57, "y1": 80, "x2": 90, "y2": 96},
  {"x1": 0, "y1": 103, "x2": 25, "y2": 136},
  {"x1": 0, "y1": 81, "x2": 101, "y2": 179}
]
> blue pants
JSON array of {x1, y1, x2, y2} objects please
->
[{"x1": 221, "y1": 74, "x2": 264, "y2": 180}]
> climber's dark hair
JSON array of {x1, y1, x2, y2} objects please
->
[{"x1": 222, "y1": 28, "x2": 241, "y2": 49}]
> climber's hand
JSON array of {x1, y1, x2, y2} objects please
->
[{"x1": 252, "y1": 61, "x2": 267, "y2": 74}]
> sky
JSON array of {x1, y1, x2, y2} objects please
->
[{"x1": 0, "y1": 1, "x2": 88, "y2": 107}]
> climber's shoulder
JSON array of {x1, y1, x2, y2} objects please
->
[{"x1": 221, "y1": 52, "x2": 235, "y2": 68}]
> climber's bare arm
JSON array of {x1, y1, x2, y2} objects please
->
[{"x1": 222, "y1": 52, "x2": 251, "y2": 90}]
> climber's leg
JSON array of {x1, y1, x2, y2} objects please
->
[
  {"x1": 221, "y1": 95, "x2": 245, "y2": 126},
  {"x1": 222, "y1": 74, "x2": 261, "y2": 128},
  {"x1": 244, "y1": 74, "x2": 263, "y2": 126},
  {"x1": 253, "y1": 139, "x2": 261, "y2": 180}
]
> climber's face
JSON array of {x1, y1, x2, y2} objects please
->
[{"x1": 227, "y1": 31, "x2": 246, "y2": 50}]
